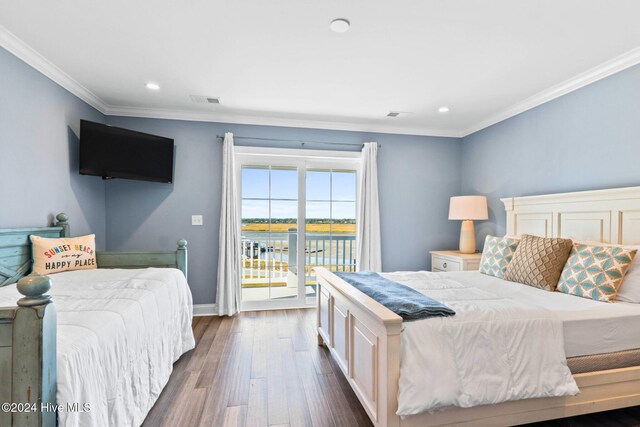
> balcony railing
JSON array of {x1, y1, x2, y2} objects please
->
[
  {"x1": 241, "y1": 229, "x2": 356, "y2": 286},
  {"x1": 242, "y1": 238, "x2": 289, "y2": 280},
  {"x1": 298, "y1": 234, "x2": 357, "y2": 274}
]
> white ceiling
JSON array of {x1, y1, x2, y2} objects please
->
[{"x1": 2, "y1": 0, "x2": 640, "y2": 137}]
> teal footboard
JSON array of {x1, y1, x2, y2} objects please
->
[{"x1": 96, "y1": 238, "x2": 187, "y2": 278}]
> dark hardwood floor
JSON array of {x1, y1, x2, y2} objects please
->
[{"x1": 142, "y1": 310, "x2": 640, "y2": 427}]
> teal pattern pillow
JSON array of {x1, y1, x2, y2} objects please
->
[
  {"x1": 479, "y1": 235, "x2": 520, "y2": 279},
  {"x1": 557, "y1": 244, "x2": 637, "y2": 302}
]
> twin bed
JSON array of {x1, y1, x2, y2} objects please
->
[
  {"x1": 316, "y1": 186, "x2": 640, "y2": 427},
  {"x1": 0, "y1": 214, "x2": 194, "y2": 427}
]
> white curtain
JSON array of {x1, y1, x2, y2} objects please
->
[
  {"x1": 356, "y1": 142, "x2": 382, "y2": 271},
  {"x1": 216, "y1": 133, "x2": 241, "y2": 316}
]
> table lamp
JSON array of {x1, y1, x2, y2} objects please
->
[{"x1": 448, "y1": 196, "x2": 488, "y2": 254}]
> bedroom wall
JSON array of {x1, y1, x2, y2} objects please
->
[
  {"x1": 461, "y1": 63, "x2": 640, "y2": 249},
  {"x1": 0, "y1": 47, "x2": 107, "y2": 248},
  {"x1": 103, "y1": 117, "x2": 462, "y2": 305}
]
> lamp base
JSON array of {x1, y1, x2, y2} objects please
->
[{"x1": 459, "y1": 220, "x2": 476, "y2": 254}]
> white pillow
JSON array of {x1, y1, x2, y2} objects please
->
[{"x1": 575, "y1": 241, "x2": 640, "y2": 303}]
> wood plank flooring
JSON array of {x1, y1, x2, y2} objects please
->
[{"x1": 143, "y1": 310, "x2": 640, "y2": 427}]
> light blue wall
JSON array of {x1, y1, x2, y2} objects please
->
[
  {"x1": 461, "y1": 64, "x2": 640, "y2": 249},
  {"x1": 0, "y1": 48, "x2": 107, "y2": 248},
  {"x1": 104, "y1": 117, "x2": 462, "y2": 304}
]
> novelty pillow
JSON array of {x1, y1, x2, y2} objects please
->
[{"x1": 30, "y1": 234, "x2": 97, "y2": 275}]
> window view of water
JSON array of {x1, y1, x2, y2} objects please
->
[{"x1": 240, "y1": 165, "x2": 357, "y2": 304}]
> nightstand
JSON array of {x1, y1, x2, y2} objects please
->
[{"x1": 429, "y1": 250, "x2": 482, "y2": 272}]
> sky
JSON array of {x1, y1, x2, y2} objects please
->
[{"x1": 241, "y1": 167, "x2": 356, "y2": 219}]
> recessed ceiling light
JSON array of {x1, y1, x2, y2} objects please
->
[
  {"x1": 330, "y1": 19, "x2": 350, "y2": 33},
  {"x1": 145, "y1": 82, "x2": 160, "y2": 90},
  {"x1": 438, "y1": 106, "x2": 450, "y2": 113}
]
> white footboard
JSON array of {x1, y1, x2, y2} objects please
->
[
  {"x1": 315, "y1": 267, "x2": 640, "y2": 427},
  {"x1": 315, "y1": 268, "x2": 402, "y2": 427}
]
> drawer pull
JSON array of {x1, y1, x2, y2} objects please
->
[{"x1": 443, "y1": 262, "x2": 447, "y2": 269}]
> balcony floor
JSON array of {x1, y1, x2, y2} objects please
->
[{"x1": 241, "y1": 280, "x2": 317, "y2": 302}]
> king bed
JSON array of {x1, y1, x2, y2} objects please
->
[
  {"x1": 316, "y1": 186, "x2": 640, "y2": 427},
  {"x1": 0, "y1": 214, "x2": 195, "y2": 427}
]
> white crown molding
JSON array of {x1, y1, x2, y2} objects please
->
[
  {"x1": 193, "y1": 303, "x2": 218, "y2": 316},
  {"x1": 103, "y1": 105, "x2": 464, "y2": 138},
  {"x1": 462, "y1": 46, "x2": 640, "y2": 137},
  {"x1": 4, "y1": 24, "x2": 640, "y2": 139},
  {"x1": 0, "y1": 25, "x2": 109, "y2": 114}
]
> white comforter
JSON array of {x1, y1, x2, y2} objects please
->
[
  {"x1": 380, "y1": 271, "x2": 579, "y2": 416},
  {"x1": 0, "y1": 268, "x2": 195, "y2": 427}
]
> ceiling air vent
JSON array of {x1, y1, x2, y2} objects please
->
[
  {"x1": 190, "y1": 95, "x2": 221, "y2": 104},
  {"x1": 386, "y1": 111, "x2": 412, "y2": 118}
]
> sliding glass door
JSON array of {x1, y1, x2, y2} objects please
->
[
  {"x1": 240, "y1": 165, "x2": 299, "y2": 306},
  {"x1": 304, "y1": 169, "x2": 357, "y2": 305},
  {"x1": 236, "y1": 148, "x2": 360, "y2": 311}
]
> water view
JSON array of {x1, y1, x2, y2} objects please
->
[{"x1": 241, "y1": 166, "x2": 357, "y2": 303}]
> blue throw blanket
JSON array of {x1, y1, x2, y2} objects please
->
[{"x1": 335, "y1": 272, "x2": 455, "y2": 321}]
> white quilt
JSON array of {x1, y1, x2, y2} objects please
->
[
  {"x1": 0, "y1": 268, "x2": 195, "y2": 427},
  {"x1": 379, "y1": 271, "x2": 579, "y2": 416}
]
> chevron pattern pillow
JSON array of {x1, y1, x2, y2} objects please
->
[
  {"x1": 479, "y1": 235, "x2": 520, "y2": 278},
  {"x1": 504, "y1": 234, "x2": 573, "y2": 291},
  {"x1": 557, "y1": 244, "x2": 637, "y2": 302}
]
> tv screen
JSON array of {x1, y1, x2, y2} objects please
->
[{"x1": 79, "y1": 120, "x2": 174, "y2": 183}]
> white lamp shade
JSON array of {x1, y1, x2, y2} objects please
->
[{"x1": 448, "y1": 196, "x2": 488, "y2": 220}]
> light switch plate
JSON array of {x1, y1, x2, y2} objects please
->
[{"x1": 191, "y1": 215, "x2": 203, "y2": 226}]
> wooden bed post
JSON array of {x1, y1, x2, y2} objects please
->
[
  {"x1": 12, "y1": 274, "x2": 57, "y2": 427},
  {"x1": 55, "y1": 213, "x2": 69, "y2": 238},
  {"x1": 177, "y1": 239, "x2": 188, "y2": 279}
]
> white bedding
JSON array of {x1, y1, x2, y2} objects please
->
[
  {"x1": 380, "y1": 271, "x2": 579, "y2": 416},
  {"x1": 0, "y1": 268, "x2": 195, "y2": 427},
  {"x1": 444, "y1": 271, "x2": 640, "y2": 357}
]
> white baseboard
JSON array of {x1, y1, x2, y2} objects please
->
[
  {"x1": 193, "y1": 303, "x2": 316, "y2": 316},
  {"x1": 193, "y1": 304, "x2": 218, "y2": 316}
]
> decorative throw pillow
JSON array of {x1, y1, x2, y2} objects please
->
[
  {"x1": 557, "y1": 244, "x2": 637, "y2": 302},
  {"x1": 30, "y1": 234, "x2": 98, "y2": 275},
  {"x1": 503, "y1": 234, "x2": 573, "y2": 291},
  {"x1": 479, "y1": 235, "x2": 520, "y2": 279},
  {"x1": 574, "y1": 241, "x2": 640, "y2": 303},
  {"x1": 616, "y1": 247, "x2": 640, "y2": 303}
]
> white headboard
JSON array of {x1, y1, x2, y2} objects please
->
[{"x1": 501, "y1": 186, "x2": 640, "y2": 244}]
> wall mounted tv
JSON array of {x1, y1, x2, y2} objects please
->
[{"x1": 79, "y1": 120, "x2": 174, "y2": 183}]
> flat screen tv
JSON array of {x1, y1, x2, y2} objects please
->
[{"x1": 79, "y1": 120, "x2": 174, "y2": 183}]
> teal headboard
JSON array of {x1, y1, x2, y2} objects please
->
[
  {"x1": 0, "y1": 213, "x2": 188, "y2": 285},
  {"x1": 0, "y1": 213, "x2": 70, "y2": 287}
]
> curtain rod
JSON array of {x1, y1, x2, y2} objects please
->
[{"x1": 215, "y1": 135, "x2": 381, "y2": 148}]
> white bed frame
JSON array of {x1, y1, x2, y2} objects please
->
[{"x1": 316, "y1": 186, "x2": 640, "y2": 427}]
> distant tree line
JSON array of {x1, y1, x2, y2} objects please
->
[{"x1": 243, "y1": 218, "x2": 355, "y2": 224}]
